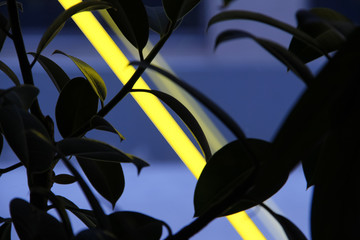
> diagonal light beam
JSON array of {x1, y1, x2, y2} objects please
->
[{"x1": 58, "y1": 1, "x2": 266, "y2": 239}]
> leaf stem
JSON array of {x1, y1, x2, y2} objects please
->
[
  {"x1": 0, "y1": 162, "x2": 23, "y2": 176},
  {"x1": 97, "y1": 24, "x2": 174, "y2": 117}
]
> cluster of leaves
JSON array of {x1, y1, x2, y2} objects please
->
[{"x1": 0, "y1": 0, "x2": 359, "y2": 239}]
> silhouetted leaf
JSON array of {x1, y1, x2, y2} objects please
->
[
  {"x1": 194, "y1": 139, "x2": 262, "y2": 216},
  {"x1": 10, "y1": 198, "x2": 68, "y2": 240},
  {"x1": 208, "y1": 10, "x2": 329, "y2": 58},
  {"x1": 0, "y1": 85, "x2": 39, "y2": 110},
  {"x1": 132, "y1": 62, "x2": 246, "y2": 140},
  {"x1": 0, "y1": 222, "x2": 11, "y2": 240},
  {"x1": 21, "y1": 110, "x2": 54, "y2": 173},
  {"x1": 131, "y1": 89, "x2": 212, "y2": 161},
  {"x1": 289, "y1": 8, "x2": 355, "y2": 64},
  {"x1": 29, "y1": 53, "x2": 70, "y2": 92},
  {"x1": 273, "y1": 28, "x2": 360, "y2": 179},
  {"x1": 146, "y1": 6, "x2": 170, "y2": 36},
  {"x1": 0, "y1": 13, "x2": 10, "y2": 53},
  {"x1": 36, "y1": 0, "x2": 113, "y2": 56},
  {"x1": 75, "y1": 228, "x2": 117, "y2": 240},
  {"x1": 77, "y1": 156, "x2": 125, "y2": 208},
  {"x1": 55, "y1": 196, "x2": 97, "y2": 228},
  {"x1": 56, "y1": 77, "x2": 98, "y2": 138},
  {"x1": 0, "y1": 106, "x2": 28, "y2": 165},
  {"x1": 109, "y1": 211, "x2": 163, "y2": 240},
  {"x1": 0, "y1": 61, "x2": 20, "y2": 86},
  {"x1": 162, "y1": 0, "x2": 201, "y2": 23},
  {"x1": 106, "y1": 0, "x2": 149, "y2": 56},
  {"x1": 57, "y1": 138, "x2": 148, "y2": 172},
  {"x1": 215, "y1": 30, "x2": 314, "y2": 85},
  {"x1": 221, "y1": 0, "x2": 235, "y2": 8},
  {"x1": 262, "y1": 204, "x2": 307, "y2": 240},
  {"x1": 90, "y1": 115, "x2": 125, "y2": 141},
  {"x1": 54, "y1": 174, "x2": 76, "y2": 185},
  {"x1": 54, "y1": 50, "x2": 107, "y2": 104}
]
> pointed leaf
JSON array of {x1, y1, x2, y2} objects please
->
[
  {"x1": 162, "y1": 0, "x2": 201, "y2": 23},
  {"x1": 0, "y1": 222, "x2": 11, "y2": 240},
  {"x1": 36, "y1": 0, "x2": 113, "y2": 56},
  {"x1": 54, "y1": 174, "x2": 76, "y2": 185},
  {"x1": 55, "y1": 196, "x2": 97, "y2": 228},
  {"x1": 57, "y1": 138, "x2": 149, "y2": 172},
  {"x1": 10, "y1": 198, "x2": 68, "y2": 240},
  {"x1": 131, "y1": 61, "x2": 246, "y2": 140},
  {"x1": 145, "y1": 6, "x2": 170, "y2": 36},
  {"x1": 0, "y1": 13, "x2": 10, "y2": 53},
  {"x1": 0, "y1": 61, "x2": 20, "y2": 86},
  {"x1": 215, "y1": 30, "x2": 314, "y2": 85},
  {"x1": 262, "y1": 204, "x2": 307, "y2": 240},
  {"x1": 90, "y1": 115, "x2": 125, "y2": 141},
  {"x1": 1, "y1": 85, "x2": 39, "y2": 110},
  {"x1": 106, "y1": 0, "x2": 149, "y2": 54},
  {"x1": 273, "y1": 28, "x2": 360, "y2": 177},
  {"x1": 131, "y1": 89, "x2": 212, "y2": 161},
  {"x1": 29, "y1": 53, "x2": 70, "y2": 92},
  {"x1": 109, "y1": 211, "x2": 163, "y2": 240},
  {"x1": 77, "y1": 156, "x2": 125, "y2": 208},
  {"x1": 21, "y1": 110, "x2": 54, "y2": 173},
  {"x1": 0, "y1": 106, "x2": 28, "y2": 165},
  {"x1": 194, "y1": 139, "x2": 266, "y2": 217},
  {"x1": 208, "y1": 10, "x2": 329, "y2": 58},
  {"x1": 54, "y1": 50, "x2": 107, "y2": 104},
  {"x1": 55, "y1": 77, "x2": 98, "y2": 138},
  {"x1": 289, "y1": 8, "x2": 355, "y2": 64}
]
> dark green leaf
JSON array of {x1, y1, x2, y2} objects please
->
[
  {"x1": 289, "y1": 8, "x2": 355, "y2": 64},
  {"x1": 194, "y1": 139, "x2": 257, "y2": 217},
  {"x1": 0, "y1": 106, "x2": 28, "y2": 165},
  {"x1": 261, "y1": 204, "x2": 307, "y2": 240},
  {"x1": 0, "y1": 85, "x2": 39, "y2": 110},
  {"x1": 90, "y1": 115, "x2": 125, "y2": 142},
  {"x1": 28, "y1": 53, "x2": 70, "y2": 92},
  {"x1": 54, "y1": 174, "x2": 76, "y2": 185},
  {"x1": 57, "y1": 137, "x2": 148, "y2": 168},
  {"x1": 36, "y1": 0, "x2": 113, "y2": 56},
  {"x1": 77, "y1": 156, "x2": 125, "y2": 208},
  {"x1": 75, "y1": 228, "x2": 117, "y2": 240},
  {"x1": 0, "y1": 222, "x2": 11, "y2": 240},
  {"x1": 162, "y1": 0, "x2": 201, "y2": 23},
  {"x1": 55, "y1": 196, "x2": 97, "y2": 228},
  {"x1": 0, "y1": 61, "x2": 20, "y2": 86},
  {"x1": 215, "y1": 30, "x2": 314, "y2": 85},
  {"x1": 55, "y1": 77, "x2": 98, "y2": 138},
  {"x1": 0, "y1": 13, "x2": 10, "y2": 53},
  {"x1": 208, "y1": 10, "x2": 329, "y2": 58},
  {"x1": 273, "y1": 28, "x2": 360, "y2": 177},
  {"x1": 131, "y1": 89, "x2": 212, "y2": 161},
  {"x1": 109, "y1": 211, "x2": 163, "y2": 240},
  {"x1": 21, "y1": 110, "x2": 54, "y2": 173},
  {"x1": 145, "y1": 6, "x2": 170, "y2": 36},
  {"x1": 10, "y1": 198, "x2": 68, "y2": 240},
  {"x1": 54, "y1": 50, "x2": 107, "y2": 104},
  {"x1": 106, "y1": 0, "x2": 149, "y2": 55},
  {"x1": 131, "y1": 61, "x2": 246, "y2": 140}
]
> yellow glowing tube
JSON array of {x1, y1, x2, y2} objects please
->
[{"x1": 58, "y1": 1, "x2": 266, "y2": 239}]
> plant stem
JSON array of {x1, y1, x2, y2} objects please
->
[
  {"x1": 0, "y1": 162, "x2": 23, "y2": 176},
  {"x1": 97, "y1": 25, "x2": 174, "y2": 117},
  {"x1": 7, "y1": 0, "x2": 47, "y2": 121}
]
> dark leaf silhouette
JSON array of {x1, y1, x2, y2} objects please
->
[
  {"x1": 0, "y1": 61, "x2": 20, "y2": 86},
  {"x1": 162, "y1": 0, "x2": 201, "y2": 23},
  {"x1": 55, "y1": 77, "x2": 98, "y2": 138}
]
